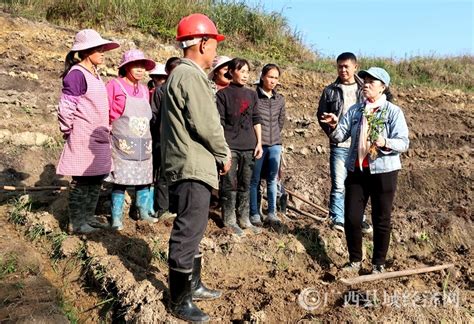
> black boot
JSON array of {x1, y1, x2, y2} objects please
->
[
  {"x1": 192, "y1": 254, "x2": 222, "y2": 301},
  {"x1": 279, "y1": 192, "x2": 288, "y2": 215},
  {"x1": 237, "y1": 192, "x2": 261, "y2": 234},
  {"x1": 169, "y1": 268, "x2": 210, "y2": 323},
  {"x1": 221, "y1": 191, "x2": 244, "y2": 236}
]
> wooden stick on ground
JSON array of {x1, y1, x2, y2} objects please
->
[
  {"x1": 340, "y1": 263, "x2": 454, "y2": 285},
  {"x1": 262, "y1": 194, "x2": 327, "y2": 222},
  {"x1": 1, "y1": 185, "x2": 68, "y2": 191},
  {"x1": 285, "y1": 188, "x2": 329, "y2": 215},
  {"x1": 287, "y1": 205, "x2": 327, "y2": 222}
]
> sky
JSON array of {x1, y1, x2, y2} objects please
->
[{"x1": 245, "y1": 0, "x2": 473, "y2": 58}]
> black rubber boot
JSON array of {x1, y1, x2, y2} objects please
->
[
  {"x1": 279, "y1": 192, "x2": 288, "y2": 215},
  {"x1": 221, "y1": 191, "x2": 244, "y2": 236},
  {"x1": 69, "y1": 183, "x2": 99, "y2": 234},
  {"x1": 237, "y1": 192, "x2": 261, "y2": 234},
  {"x1": 192, "y1": 254, "x2": 222, "y2": 301},
  {"x1": 169, "y1": 268, "x2": 210, "y2": 323},
  {"x1": 85, "y1": 184, "x2": 109, "y2": 228}
]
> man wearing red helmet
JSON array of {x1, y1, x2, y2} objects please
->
[{"x1": 161, "y1": 13, "x2": 231, "y2": 322}]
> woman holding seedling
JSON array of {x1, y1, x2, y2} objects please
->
[{"x1": 320, "y1": 67, "x2": 409, "y2": 274}]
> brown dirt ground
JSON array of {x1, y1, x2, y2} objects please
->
[{"x1": 0, "y1": 12, "x2": 473, "y2": 322}]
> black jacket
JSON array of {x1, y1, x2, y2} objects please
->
[
  {"x1": 217, "y1": 83, "x2": 262, "y2": 151},
  {"x1": 150, "y1": 85, "x2": 164, "y2": 152},
  {"x1": 256, "y1": 87, "x2": 285, "y2": 146},
  {"x1": 316, "y1": 75, "x2": 364, "y2": 141}
]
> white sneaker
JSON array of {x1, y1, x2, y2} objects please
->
[
  {"x1": 362, "y1": 221, "x2": 373, "y2": 234},
  {"x1": 342, "y1": 261, "x2": 361, "y2": 272},
  {"x1": 332, "y1": 221, "x2": 345, "y2": 233},
  {"x1": 372, "y1": 264, "x2": 385, "y2": 274}
]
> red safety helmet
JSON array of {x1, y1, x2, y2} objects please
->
[{"x1": 176, "y1": 13, "x2": 225, "y2": 42}]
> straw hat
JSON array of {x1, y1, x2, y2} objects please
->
[{"x1": 208, "y1": 55, "x2": 232, "y2": 80}]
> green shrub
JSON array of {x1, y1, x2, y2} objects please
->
[
  {"x1": 1, "y1": 0, "x2": 312, "y2": 62},
  {"x1": 300, "y1": 55, "x2": 474, "y2": 91},
  {"x1": 2, "y1": 0, "x2": 472, "y2": 90}
]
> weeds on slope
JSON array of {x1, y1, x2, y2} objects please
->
[{"x1": 1, "y1": 0, "x2": 313, "y2": 62}]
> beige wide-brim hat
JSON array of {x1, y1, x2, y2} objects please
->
[
  {"x1": 208, "y1": 55, "x2": 232, "y2": 80},
  {"x1": 71, "y1": 29, "x2": 119, "y2": 52},
  {"x1": 149, "y1": 63, "x2": 167, "y2": 76}
]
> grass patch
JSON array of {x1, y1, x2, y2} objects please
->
[
  {"x1": 50, "y1": 231, "x2": 68, "y2": 260},
  {"x1": 151, "y1": 239, "x2": 167, "y2": 264},
  {"x1": 303, "y1": 55, "x2": 474, "y2": 92},
  {"x1": 2, "y1": 1, "x2": 472, "y2": 91},
  {"x1": 8, "y1": 195, "x2": 31, "y2": 225},
  {"x1": 58, "y1": 293, "x2": 80, "y2": 324},
  {"x1": 364, "y1": 241, "x2": 374, "y2": 258},
  {"x1": 0, "y1": 252, "x2": 18, "y2": 279},
  {"x1": 418, "y1": 231, "x2": 430, "y2": 243},
  {"x1": 360, "y1": 56, "x2": 474, "y2": 91},
  {"x1": 26, "y1": 223, "x2": 46, "y2": 241},
  {"x1": 42, "y1": 135, "x2": 64, "y2": 151}
]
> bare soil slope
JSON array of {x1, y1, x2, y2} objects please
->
[{"x1": 0, "y1": 13, "x2": 472, "y2": 322}]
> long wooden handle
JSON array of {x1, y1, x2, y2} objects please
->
[
  {"x1": 285, "y1": 188, "x2": 329, "y2": 215},
  {"x1": 1, "y1": 185, "x2": 68, "y2": 191},
  {"x1": 287, "y1": 205, "x2": 327, "y2": 222},
  {"x1": 340, "y1": 263, "x2": 454, "y2": 285},
  {"x1": 262, "y1": 194, "x2": 327, "y2": 222}
]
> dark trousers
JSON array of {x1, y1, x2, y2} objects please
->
[
  {"x1": 153, "y1": 148, "x2": 170, "y2": 212},
  {"x1": 71, "y1": 175, "x2": 105, "y2": 186},
  {"x1": 220, "y1": 150, "x2": 254, "y2": 207},
  {"x1": 112, "y1": 184, "x2": 148, "y2": 194},
  {"x1": 344, "y1": 168, "x2": 398, "y2": 265},
  {"x1": 168, "y1": 180, "x2": 211, "y2": 270}
]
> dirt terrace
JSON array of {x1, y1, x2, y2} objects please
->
[{"x1": 0, "y1": 13, "x2": 472, "y2": 322}]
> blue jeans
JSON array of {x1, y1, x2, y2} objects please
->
[
  {"x1": 250, "y1": 145, "x2": 282, "y2": 215},
  {"x1": 329, "y1": 146, "x2": 349, "y2": 224}
]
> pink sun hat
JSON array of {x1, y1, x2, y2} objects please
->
[
  {"x1": 71, "y1": 29, "x2": 120, "y2": 52},
  {"x1": 118, "y1": 49, "x2": 156, "y2": 71}
]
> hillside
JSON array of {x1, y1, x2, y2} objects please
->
[{"x1": 0, "y1": 12, "x2": 473, "y2": 322}]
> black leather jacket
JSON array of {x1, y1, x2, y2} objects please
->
[{"x1": 316, "y1": 75, "x2": 364, "y2": 141}]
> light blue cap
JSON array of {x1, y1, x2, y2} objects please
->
[{"x1": 358, "y1": 67, "x2": 390, "y2": 86}]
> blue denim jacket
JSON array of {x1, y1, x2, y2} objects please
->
[{"x1": 330, "y1": 100, "x2": 409, "y2": 174}]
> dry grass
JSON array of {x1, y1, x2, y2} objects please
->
[
  {"x1": 300, "y1": 55, "x2": 474, "y2": 91},
  {"x1": 1, "y1": 0, "x2": 314, "y2": 62},
  {"x1": 2, "y1": 0, "x2": 472, "y2": 91}
]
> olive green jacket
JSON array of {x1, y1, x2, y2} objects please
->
[{"x1": 161, "y1": 58, "x2": 229, "y2": 189}]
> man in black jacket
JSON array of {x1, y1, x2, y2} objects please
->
[
  {"x1": 150, "y1": 57, "x2": 180, "y2": 219},
  {"x1": 316, "y1": 52, "x2": 373, "y2": 234}
]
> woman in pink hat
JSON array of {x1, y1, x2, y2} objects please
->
[
  {"x1": 57, "y1": 29, "x2": 119, "y2": 234},
  {"x1": 106, "y1": 49, "x2": 158, "y2": 230},
  {"x1": 208, "y1": 55, "x2": 232, "y2": 91}
]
